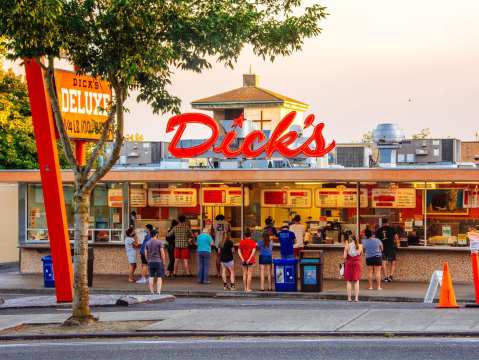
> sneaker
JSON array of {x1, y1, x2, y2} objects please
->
[
  {"x1": 230, "y1": 284, "x2": 236, "y2": 291},
  {"x1": 388, "y1": 276, "x2": 393, "y2": 282},
  {"x1": 383, "y1": 277, "x2": 390, "y2": 283},
  {"x1": 136, "y1": 277, "x2": 147, "y2": 284},
  {"x1": 223, "y1": 283, "x2": 230, "y2": 291}
]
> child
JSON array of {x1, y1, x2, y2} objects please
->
[
  {"x1": 145, "y1": 230, "x2": 166, "y2": 294},
  {"x1": 257, "y1": 231, "x2": 273, "y2": 291},
  {"x1": 220, "y1": 235, "x2": 235, "y2": 290},
  {"x1": 238, "y1": 229, "x2": 256, "y2": 292}
]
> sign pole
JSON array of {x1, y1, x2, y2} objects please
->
[
  {"x1": 24, "y1": 59, "x2": 74, "y2": 303},
  {"x1": 471, "y1": 253, "x2": 479, "y2": 305}
]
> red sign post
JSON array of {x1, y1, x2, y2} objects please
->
[{"x1": 24, "y1": 59, "x2": 74, "y2": 302}]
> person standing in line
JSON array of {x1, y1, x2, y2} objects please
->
[
  {"x1": 343, "y1": 235, "x2": 363, "y2": 302},
  {"x1": 278, "y1": 225, "x2": 296, "y2": 259},
  {"x1": 362, "y1": 228, "x2": 383, "y2": 290},
  {"x1": 376, "y1": 218, "x2": 397, "y2": 282},
  {"x1": 212, "y1": 214, "x2": 231, "y2": 278},
  {"x1": 257, "y1": 232, "x2": 273, "y2": 291},
  {"x1": 168, "y1": 215, "x2": 193, "y2": 276},
  {"x1": 165, "y1": 219, "x2": 178, "y2": 278},
  {"x1": 220, "y1": 234, "x2": 235, "y2": 290},
  {"x1": 238, "y1": 229, "x2": 256, "y2": 292},
  {"x1": 263, "y1": 216, "x2": 278, "y2": 240},
  {"x1": 137, "y1": 224, "x2": 153, "y2": 284},
  {"x1": 124, "y1": 227, "x2": 139, "y2": 282},
  {"x1": 196, "y1": 227, "x2": 213, "y2": 284},
  {"x1": 145, "y1": 230, "x2": 166, "y2": 294},
  {"x1": 290, "y1": 214, "x2": 306, "y2": 258}
]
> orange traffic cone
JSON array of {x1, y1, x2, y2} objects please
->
[{"x1": 437, "y1": 262, "x2": 460, "y2": 308}]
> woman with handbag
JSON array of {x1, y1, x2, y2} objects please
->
[{"x1": 343, "y1": 235, "x2": 363, "y2": 302}]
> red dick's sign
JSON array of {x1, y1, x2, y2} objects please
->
[{"x1": 166, "y1": 111, "x2": 335, "y2": 158}]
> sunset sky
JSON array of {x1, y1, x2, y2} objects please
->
[{"x1": 6, "y1": 0, "x2": 479, "y2": 143}]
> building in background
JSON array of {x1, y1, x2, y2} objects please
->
[
  {"x1": 461, "y1": 141, "x2": 479, "y2": 165},
  {"x1": 191, "y1": 72, "x2": 309, "y2": 132}
]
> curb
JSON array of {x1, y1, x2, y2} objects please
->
[
  {"x1": 0, "y1": 288, "x2": 431, "y2": 304},
  {"x1": 2, "y1": 330, "x2": 479, "y2": 341}
]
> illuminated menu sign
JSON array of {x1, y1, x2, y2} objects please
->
[
  {"x1": 464, "y1": 189, "x2": 479, "y2": 208},
  {"x1": 148, "y1": 188, "x2": 197, "y2": 207},
  {"x1": 372, "y1": 188, "x2": 416, "y2": 208},
  {"x1": 315, "y1": 188, "x2": 368, "y2": 208},
  {"x1": 261, "y1": 189, "x2": 287, "y2": 207},
  {"x1": 261, "y1": 189, "x2": 311, "y2": 208},
  {"x1": 201, "y1": 187, "x2": 249, "y2": 206},
  {"x1": 107, "y1": 189, "x2": 123, "y2": 208},
  {"x1": 130, "y1": 188, "x2": 147, "y2": 208},
  {"x1": 287, "y1": 190, "x2": 312, "y2": 208}
]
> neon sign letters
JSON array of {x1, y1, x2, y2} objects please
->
[{"x1": 166, "y1": 111, "x2": 336, "y2": 158}]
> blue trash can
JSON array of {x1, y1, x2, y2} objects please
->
[
  {"x1": 273, "y1": 258, "x2": 298, "y2": 292},
  {"x1": 41, "y1": 255, "x2": 55, "y2": 288}
]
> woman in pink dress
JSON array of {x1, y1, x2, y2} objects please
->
[{"x1": 343, "y1": 235, "x2": 363, "y2": 302}]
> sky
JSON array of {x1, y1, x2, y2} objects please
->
[{"x1": 5, "y1": 0, "x2": 479, "y2": 143}]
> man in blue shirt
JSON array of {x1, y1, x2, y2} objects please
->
[
  {"x1": 137, "y1": 224, "x2": 153, "y2": 284},
  {"x1": 278, "y1": 225, "x2": 296, "y2": 259}
]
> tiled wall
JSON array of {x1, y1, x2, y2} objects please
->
[{"x1": 20, "y1": 246, "x2": 473, "y2": 282}]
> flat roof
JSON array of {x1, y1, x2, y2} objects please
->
[{"x1": 1, "y1": 168, "x2": 479, "y2": 183}]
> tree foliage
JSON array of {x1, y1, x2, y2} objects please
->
[
  {"x1": 412, "y1": 128, "x2": 431, "y2": 140},
  {"x1": 0, "y1": 0, "x2": 328, "y2": 324},
  {"x1": 0, "y1": 65, "x2": 68, "y2": 168}
]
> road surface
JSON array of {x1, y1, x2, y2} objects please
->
[{"x1": 1, "y1": 338, "x2": 479, "y2": 360}]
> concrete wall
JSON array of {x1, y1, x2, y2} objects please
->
[{"x1": 0, "y1": 184, "x2": 19, "y2": 263}]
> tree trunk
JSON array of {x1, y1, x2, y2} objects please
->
[{"x1": 65, "y1": 190, "x2": 97, "y2": 325}]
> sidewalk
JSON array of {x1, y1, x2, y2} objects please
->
[
  {"x1": 2, "y1": 307, "x2": 479, "y2": 339},
  {"x1": 0, "y1": 270, "x2": 476, "y2": 302}
]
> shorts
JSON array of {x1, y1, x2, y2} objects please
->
[
  {"x1": 140, "y1": 253, "x2": 148, "y2": 265},
  {"x1": 127, "y1": 253, "x2": 137, "y2": 265},
  {"x1": 294, "y1": 247, "x2": 303, "y2": 257},
  {"x1": 174, "y1": 247, "x2": 190, "y2": 260},
  {"x1": 221, "y1": 260, "x2": 234, "y2": 270},
  {"x1": 259, "y1": 255, "x2": 273, "y2": 265},
  {"x1": 148, "y1": 262, "x2": 165, "y2": 278},
  {"x1": 242, "y1": 261, "x2": 255, "y2": 267},
  {"x1": 366, "y1": 256, "x2": 383, "y2": 266},
  {"x1": 382, "y1": 250, "x2": 397, "y2": 262}
]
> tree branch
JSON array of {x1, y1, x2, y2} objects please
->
[
  {"x1": 82, "y1": 83, "x2": 124, "y2": 194},
  {"x1": 42, "y1": 55, "x2": 79, "y2": 174},
  {"x1": 83, "y1": 105, "x2": 116, "y2": 176}
]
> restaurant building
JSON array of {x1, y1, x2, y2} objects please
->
[{"x1": 1, "y1": 73, "x2": 478, "y2": 283}]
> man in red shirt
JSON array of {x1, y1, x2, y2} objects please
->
[{"x1": 239, "y1": 229, "x2": 256, "y2": 292}]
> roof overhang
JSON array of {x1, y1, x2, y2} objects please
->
[{"x1": 1, "y1": 168, "x2": 479, "y2": 184}]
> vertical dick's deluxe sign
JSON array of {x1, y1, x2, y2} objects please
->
[{"x1": 54, "y1": 69, "x2": 112, "y2": 140}]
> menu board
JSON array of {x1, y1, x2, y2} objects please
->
[
  {"x1": 261, "y1": 189, "x2": 287, "y2": 207},
  {"x1": 261, "y1": 189, "x2": 311, "y2": 208},
  {"x1": 130, "y1": 188, "x2": 147, "y2": 208},
  {"x1": 107, "y1": 189, "x2": 123, "y2": 208},
  {"x1": 287, "y1": 190, "x2": 312, "y2": 208},
  {"x1": 315, "y1": 188, "x2": 368, "y2": 208},
  {"x1": 201, "y1": 187, "x2": 249, "y2": 206},
  {"x1": 372, "y1": 188, "x2": 416, "y2": 208},
  {"x1": 464, "y1": 189, "x2": 479, "y2": 208},
  {"x1": 148, "y1": 188, "x2": 197, "y2": 207}
]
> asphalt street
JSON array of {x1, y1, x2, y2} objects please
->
[{"x1": 1, "y1": 338, "x2": 479, "y2": 360}]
